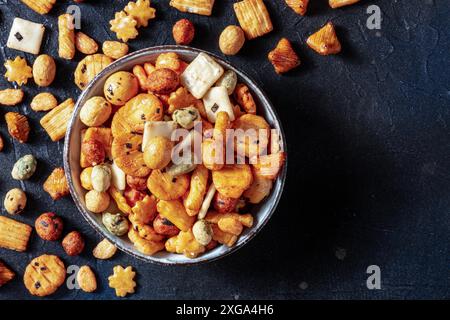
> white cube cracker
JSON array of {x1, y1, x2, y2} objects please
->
[
  {"x1": 180, "y1": 52, "x2": 224, "y2": 99},
  {"x1": 7, "y1": 18, "x2": 45, "y2": 55},
  {"x1": 203, "y1": 86, "x2": 235, "y2": 123}
]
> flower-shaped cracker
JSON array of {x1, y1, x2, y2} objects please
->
[
  {"x1": 108, "y1": 265, "x2": 136, "y2": 297},
  {"x1": 124, "y1": 0, "x2": 156, "y2": 28},
  {"x1": 4, "y1": 57, "x2": 32, "y2": 86},
  {"x1": 110, "y1": 11, "x2": 138, "y2": 43}
]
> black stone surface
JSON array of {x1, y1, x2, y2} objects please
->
[{"x1": 0, "y1": 0, "x2": 449, "y2": 300}]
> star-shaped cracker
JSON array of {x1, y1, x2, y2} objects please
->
[
  {"x1": 108, "y1": 265, "x2": 136, "y2": 297},
  {"x1": 4, "y1": 57, "x2": 32, "y2": 86},
  {"x1": 124, "y1": 0, "x2": 156, "y2": 28},
  {"x1": 110, "y1": 11, "x2": 138, "y2": 43}
]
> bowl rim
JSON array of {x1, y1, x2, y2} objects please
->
[{"x1": 63, "y1": 45, "x2": 288, "y2": 265}]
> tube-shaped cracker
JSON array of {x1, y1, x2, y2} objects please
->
[
  {"x1": 40, "y1": 98, "x2": 75, "y2": 141},
  {"x1": 0, "y1": 216, "x2": 32, "y2": 252},
  {"x1": 58, "y1": 14, "x2": 75, "y2": 60},
  {"x1": 169, "y1": 0, "x2": 215, "y2": 16},
  {"x1": 20, "y1": 0, "x2": 56, "y2": 15},
  {"x1": 234, "y1": 0, "x2": 273, "y2": 40}
]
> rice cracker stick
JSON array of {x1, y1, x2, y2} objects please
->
[
  {"x1": 58, "y1": 14, "x2": 76, "y2": 60},
  {"x1": 0, "y1": 216, "x2": 32, "y2": 252}
]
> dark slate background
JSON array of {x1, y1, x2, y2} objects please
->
[{"x1": 0, "y1": 0, "x2": 449, "y2": 300}]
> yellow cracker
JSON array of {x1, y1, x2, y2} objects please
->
[
  {"x1": 211, "y1": 224, "x2": 237, "y2": 247},
  {"x1": 0, "y1": 260, "x2": 15, "y2": 287},
  {"x1": 23, "y1": 255, "x2": 66, "y2": 297},
  {"x1": 40, "y1": 98, "x2": 75, "y2": 142},
  {"x1": 43, "y1": 167, "x2": 69, "y2": 200},
  {"x1": 108, "y1": 266, "x2": 136, "y2": 297},
  {"x1": 169, "y1": 0, "x2": 215, "y2": 16},
  {"x1": 20, "y1": 0, "x2": 56, "y2": 15},
  {"x1": 74, "y1": 54, "x2": 114, "y2": 90},
  {"x1": 234, "y1": 0, "x2": 273, "y2": 40},
  {"x1": 0, "y1": 216, "x2": 32, "y2": 252}
]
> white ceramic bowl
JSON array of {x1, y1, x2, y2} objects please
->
[{"x1": 64, "y1": 46, "x2": 287, "y2": 265}]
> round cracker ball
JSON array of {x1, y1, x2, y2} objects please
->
[
  {"x1": 146, "y1": 68, "x2": 179, "y2": 94},
  {"x1": 35, "y1": 212, "x2": 64, "y2": 241},
  {"x1": 143, "y1": 136, "x2": 173, "y2": 170},
  {"x1": 103, "y1": 71, "x2": 138, "y2": 106},
  {"x1": 80, "y1": 167, "x2": 93, "y2": 190},
  {"x1": 85, "y1": 190, "x2": 110, "y2": 213},
  {"x1": 80, "y1": 96, "x2": 112, "y2": 127},
  {"x1": 62, "y1": 231, "x2": 85, "y2": 256},
  {"x1": 172, "y1": 19, "x2": 195, "y2": 45},
  {"x1": 4, "y1": 188, "x2": 27, "y2": 215}
]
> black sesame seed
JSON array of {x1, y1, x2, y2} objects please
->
[
  {"x1": 35, "y1": 281, "x2": 41, "y2": 289},
  {"x1": 162, "y1": 218, "x2": 174, "y2": 226},
  {"x1": 125, "y1": 143, "x2": 132, "y2": 149},
  {"x1": 107, "y1": 85, "x2": 114, "y2": 95},
  {"x1": 211, "y1": 103, "x2": 219, "y2": 113},
  {"x1": 14, "y1": 32, "x2": 23, "y2": 41}
]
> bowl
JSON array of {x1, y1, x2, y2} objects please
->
[{"x1": 64, "y1": 45, "x2": 287, "y2": 265}]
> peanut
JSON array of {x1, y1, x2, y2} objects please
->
[
  {"x1": 77, "y1": 265, "x2": 97, "y2": 293},
  {"x1": 30, "y1": 92, "x2": 58, "y2": 111},
  {"x1": 219, "y1": 25, "x2": 245, "y2": 56},
  {"x1": 32, "y1": 54, "x2": 56, "y2": 87},
  {"x1": 75, "y1": 32, "x2": 99, "y2": 55},
  {"x1": 0, "y1": 89, "x2": 24, "y2": 106},
  {"x1": 102, "y1": 41, "x2": 129, "y2": 59}
]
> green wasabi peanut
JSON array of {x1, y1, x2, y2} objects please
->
[
  {"x1": 215, "y1": 70, "x2": 238, "y2": 95},
  {"x1": 172, "y1": 106, "x2": 200, "y2": 129},
  {"x1": 192, "y1": 220, "x2": 213, "y2": 246},
  {"x1": 102, "y1": 212, "x2": 129, "y2": 236},
  {"x1": 166, "y1": 162, "x2": 197, "y2": 177},
  {"x1": 11, "y1": 154, "x2": 37, "y2": 180},
  {"x1": 91, "y1": 164, "x2": 112, "y2": 192}
]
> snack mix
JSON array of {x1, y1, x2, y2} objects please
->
[{"x1": 0, "y1": 0, "x2": 362, "y2": 296}]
